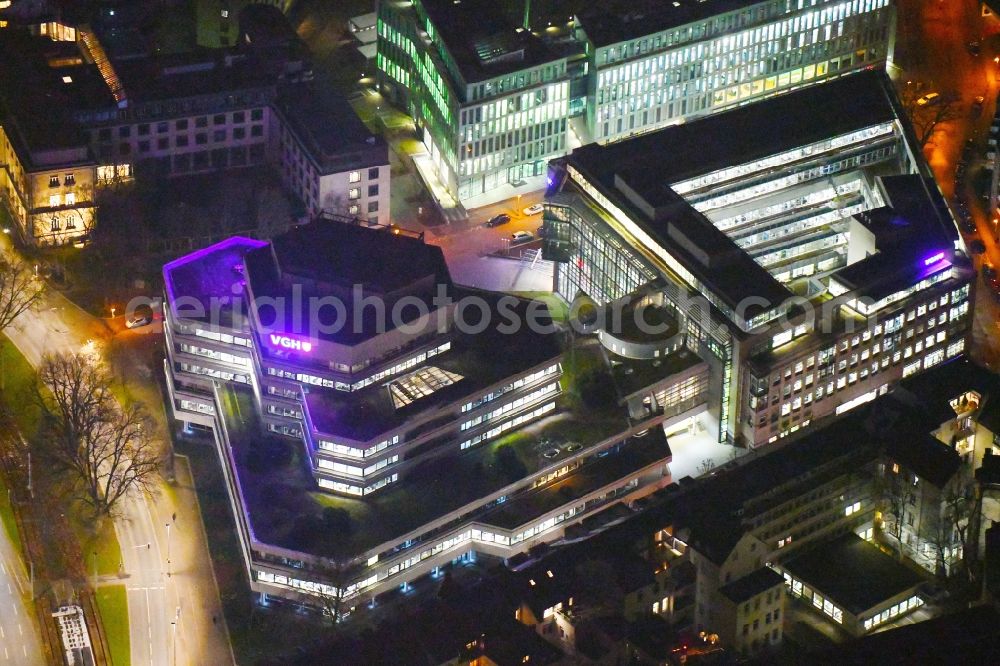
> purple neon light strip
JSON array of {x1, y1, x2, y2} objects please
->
[{"x1": 163, "y1": 236, "x2": 268, "y2": 318}]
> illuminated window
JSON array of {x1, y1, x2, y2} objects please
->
[
  {"x1": 349, "y1": 188, "x2": 360, "y2": 200},
  {"x1": 349, "y1": 171, "x2": 361, "y2": 183},
  {"x1": 65, "y1": 192, "x2": 75, "y2": 206},
  {"x1": 49, "y1": 194, "x2": 60, "y2": 207},
  {"x1": 387, "y1": 366, "x2": 464, "y2": 409}
]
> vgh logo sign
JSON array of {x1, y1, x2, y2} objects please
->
[{"x1": 269, "y1": 333, "x2": 313, "y2": 353}]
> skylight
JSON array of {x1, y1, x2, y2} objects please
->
[{"x1": 387, "y1": 366, "x2": 463, "y2": 409}]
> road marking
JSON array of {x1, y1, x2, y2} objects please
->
[
  {"x1": 1, "y1": 562, "x2": 6, "y2": 574},
  {"x1": 3, "y1": 646, "x2": 7, "y2": 660},
  {"x1": 5, "y1": 583, "x2": 9, "y2": 594},
  {"x1": 16, "y1": 624, "x2": 20, "y2": 636}
]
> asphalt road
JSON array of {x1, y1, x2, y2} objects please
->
[
  {"x1": 1, "y1": 239, "x2": 230, "y2": 666},
  {"x1": 0, "y1": 523, "x2": 42, "y2": 665},
  {"x1": 895, "y1": 0, "x2": 1000, "y2": 369}
]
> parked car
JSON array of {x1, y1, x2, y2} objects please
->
[
  {"x1": 968, "y1": 41, "x2": 981, "y2": 56},
  {"x1": 522, "y1": 203, "x2": 544, "y2": 216},
  {"x1": 126, "y1": 313, "x2": 152, "y2": 329},
  {"x1": 916, "y1": 92, "x2": 941, "y2": 106},
  {"x1": 485, "y1": 213, "x2": 511, "y2": 227},
  {"x1": 542, "y1": 448, "x2": 561, "y2": 459},
  {"x1": 511, "y1": 231, "x2": 534, "y2": 244}
]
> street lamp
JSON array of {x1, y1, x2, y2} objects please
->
[
  {"x1": 166, "y1": 521, "x2": 172, "y2": 577},
  {"x1": 110, "y1": 307, "x2": 116, "y2": 319},
  {"x1": 171, "y1": 606, "x2": 180, "y2": 666}
]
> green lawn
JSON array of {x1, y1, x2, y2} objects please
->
[
  {"x1": 0, "y1": 334, "x2": 41, "y2": 437},
  {"x1": 96, "y1": 584, "x2": 130, "y2": 666},
  {"x1": 512, "y1": 291, "x2": 569, "y2": 321},
  {"x1": 0, "y1": 475, "x2": 22, "y2": 556},
  {"x1": 72, "y1": 512, "x2": 122, "y2": 577}
]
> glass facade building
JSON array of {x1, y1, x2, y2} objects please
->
[
  {"x1": 377, "y1": 0, "x2": 573, "y2": 201},
  {"x1": 376, "y1": 0, "x2": 895, "y2": 203},
  {"x1": 584, "y1": 0, "x2": 896, "y2": 143},
  {"x1": 543, "y1": 70, "x2": 974, "y2": 447}
]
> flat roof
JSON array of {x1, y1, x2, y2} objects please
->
[
  {"x1": 578, "y1": 0, "x2": 761, "y2": 48},
  {"x1": 266, "y1": 218, "x2": 447, "y2": 294},
  {"x1": 273, "y1": 86, "x2": 387, "y2": 172},
  {"x1": 782, "y1": 532, "x2": 925, "y2": 615},
  {"x1": 479, "y1": 427, "x2": 670, "y2": 529},
  {"x1": 885, "y1": 433, "x2": 961, "y2": 489},
  {"x1": 163, "y1": 236, "x2": 268, "y2": 328},
  {"x1": 243, "y1": 218, "x2": 453, "y2": 345},
  {"x1": 112, "y1": 52, "x2": 276, "y2": 104},
  {"x1": 0, "y1": 31, "x2": 112, "y2": 155},
  {"x1": 224, "y1": 381, "x2": 647, "y2": 559},
  {"x1": 719, "y1": 567, "x2": 785, "y2": 604},
  {"x1": 568, "y1": 70, "x2": 898, "y2": 187},
  {"x1": 419, "y1": 0, "x2": 566, "y2": 84},
  {"x1": 303, "y1": 292, "x2": 562, "y2": 442}
]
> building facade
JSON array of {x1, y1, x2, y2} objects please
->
[
  {"x1": 543, "y1": 70, "x2": 973, "y2": 447},
  {"x1": 581, "y1": 0, "x2": 896, "y2": 144},
  {"x1": 162, "y1": 217, "x2": 707, "y2": 608},
  {"x1": 377, "y1": 0, "x2": 896, "y2": 203},
  {"x1": 0, "y1": 22, "x2": 388, "y2": 244},
  {"x1": 377, "y1": 0, "x2": 575, "y2": 202}
]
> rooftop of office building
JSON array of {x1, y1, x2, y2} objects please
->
[
  {"x1": 302, "y1": 290, "x2": 563, "y2": 442},
  {"x1": 220, "y1": 370, "x2": 669, "y2": 559},
  {"x1": 111, "y1": 51, "x2": 279, "y2": 104},
  {"x1": 414, "y1": 0, "x2": 567, "y2": 83},
  {"x1": 577, "y1": 0, "x2": 767, "y2": 47},
  {"x1": 570, "y1": 70, "x2": 899, "y2": 187},
  {"x1": 242, "y1": 218, "x2": 454, "y2": 346},
  {"x1": 273, "y1": 85, "x2": 388, "y2": 173},
  {"x1": 558, "y1": 70, "x2": 959, "y2": 324}
]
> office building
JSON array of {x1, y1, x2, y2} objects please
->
[
  {"x1": 162, "y1": 216, "x2": 708, "y2": 607},
  {"x1": 579, "y1": 0, "x2": 896, "y2": 144},
  {"x1": 377, "y1": 0, "x2": 576, "y2": 202},
  {"x1": 376, "y1": 0, "x2": 896, "y2": 203},
  {"x1": 543, "y1": 69, "x2": 974, "y2": 447}
]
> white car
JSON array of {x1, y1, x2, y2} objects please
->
[
  {"x1": 522, "y1": 203, "x2": 544, "y2": 216},
  {"x1": 511, "y1": 231, "x2": 534, "y2": 244},
  {"x1": 126, "y1": 313, "x2": 152, "y2": 329}
]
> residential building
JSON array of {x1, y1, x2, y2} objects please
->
[
  {"x1": 162, "y1": 216, "x2": 707, "y2": 608},
  {"x1": 543, "y1": 69, "x2": 973, "y2": 447},
  {"x1": 776, "y1": 532, "x2": 925, "y2": 636},
  {"x1": 376, "y1": 0, "x2": 896, "y2": 203},
  {"x1": 716, "y1": 568, "x2": 786, "y2": 657}
]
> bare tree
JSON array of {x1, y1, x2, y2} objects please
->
[
  {"x1": 313, "y1": 559, "x2": 354, "y2": 627},
  {"x1": 35, "y1": 352, "x2": 160, "y2": 515},
  {"x1": 0, "y1": 258, "x2": 44, "y2": 390},
  {"x1": 899, "y1": 87, "x2": 963, "y2": 148}
]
